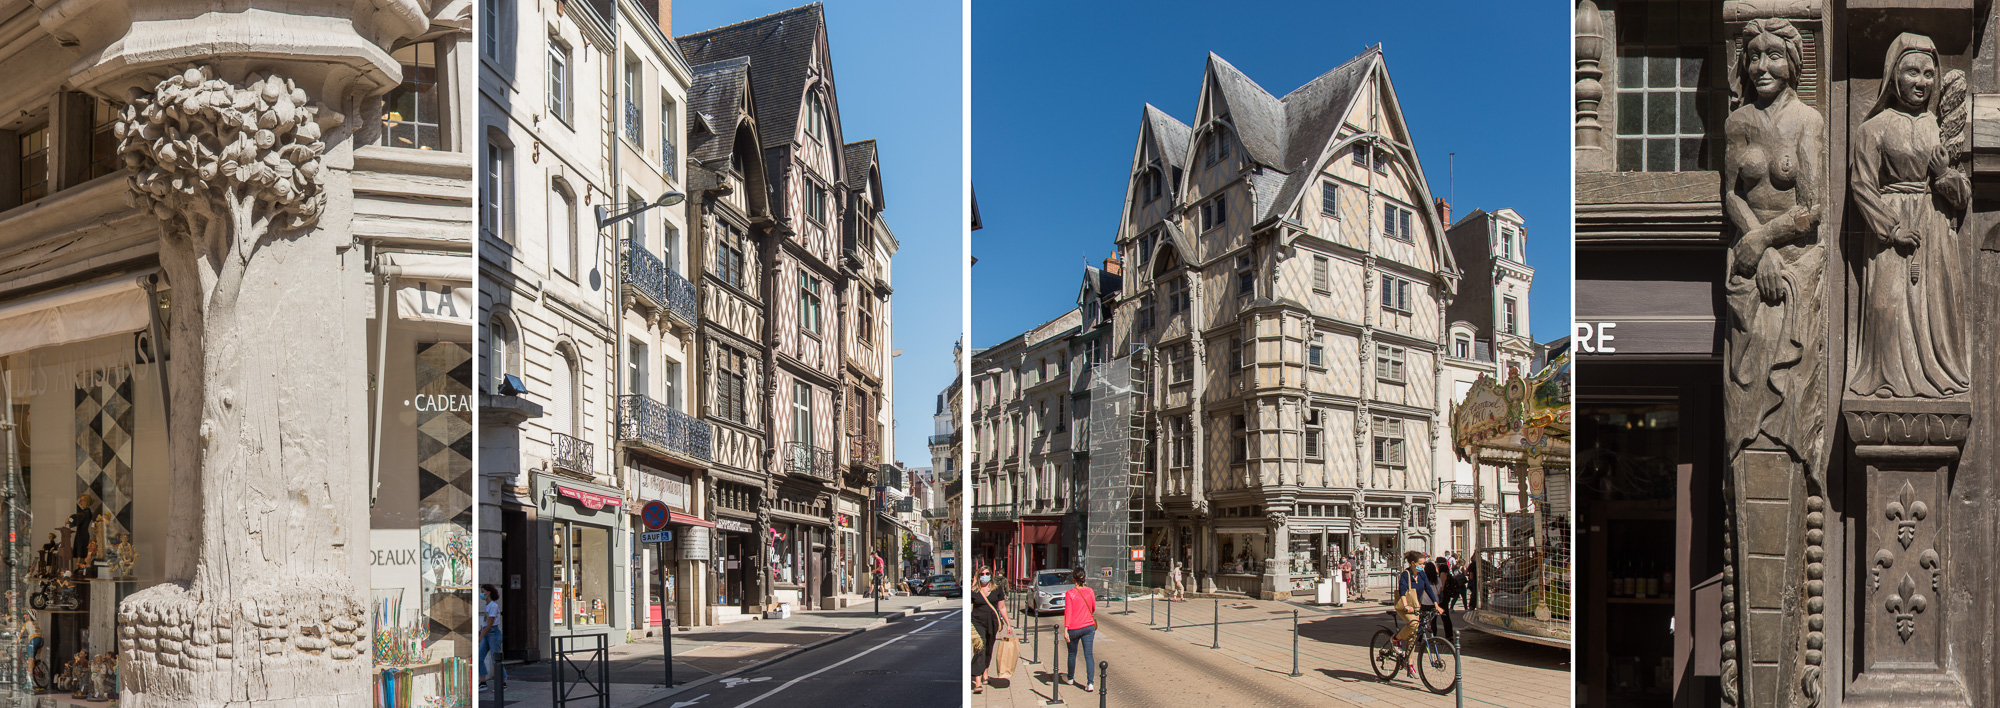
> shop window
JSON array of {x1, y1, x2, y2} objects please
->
[
  {"x1": 1614, "y1": 0, "x2": 1720, "y2": 171},
  {"x1": 551, "y1": 521, "x2": 612, "y2": 626},
  {"x1": 382, "y1": 41, "x2": 444, "y2": 150}
]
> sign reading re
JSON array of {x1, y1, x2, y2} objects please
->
[{"x1": 1574, "y1": 322, "x2": 1618, "y2": 354}]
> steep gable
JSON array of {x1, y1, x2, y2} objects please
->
[
  {"x1": 677, "y1": 3, "x2": 826, "y2": 151},
  {"x1": 688, "y1": 57, "x2": 754, "y2": 165}
]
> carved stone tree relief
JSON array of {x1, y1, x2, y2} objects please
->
[
  {"x1": 1719, "y1": 18, "x2": 1828, "y2": 708},
  {"x1": 111, "y1": 66, "x2": 364, "y2": 704}
]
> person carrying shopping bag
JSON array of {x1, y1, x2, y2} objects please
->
[
  {"x1": 970, "y1": 567, "x2": 1011, "y2": 694},
  {"x1": 990, "y1": 576, "x2": 1020, "y2": 681},
  {"x1": 1063, "y1": 569, "x2": 1099, "y2": 692}
]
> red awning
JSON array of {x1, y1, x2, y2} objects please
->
[
  {"x1": 669, "y1": 511, "x2": 715, "y2": 528},
  {"x1": 1020, "y1": 521, "x2": 1061, "y2": 546},
  {"x1": 556, "y1": 485, "x2": 622, "y2": 510}
]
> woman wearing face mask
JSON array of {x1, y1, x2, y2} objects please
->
[{"x1": 970, "y1": 566, "x2": 1010, "y2": 693}]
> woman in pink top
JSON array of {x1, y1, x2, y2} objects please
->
[{"x1": 1062, "y1": 569, "x2": 1098, "y2": 691}]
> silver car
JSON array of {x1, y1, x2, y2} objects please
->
[{"x1": 1028, "y1": 569, "x2": 1073, "y2": 615}]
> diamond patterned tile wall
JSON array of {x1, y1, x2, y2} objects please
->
[
  {"x1": 414, "y1": 342, "x2": 473, "y2": 647},
  {"x1": 74, "y1": 367, "x2": 133, "y2": 542}
]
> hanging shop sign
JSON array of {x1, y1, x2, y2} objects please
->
[
  {"x1": 836, "y1": 514, "x2": 853, "y2": 528},
  {"x1": 717, "y1": 518, "x2": 753, "y2": 534},
  {"x1": 557, "y1": 485, "x2": 622, "y2": 510}
]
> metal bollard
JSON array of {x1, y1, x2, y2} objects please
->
[
  {"x1": 1099, "y1": 661, "x2": 1108, "y2": 708},
  {"x1": 1150, "y1": 592, "x2": 1156, "y2": 625},
  {"x1": 665, "y1": 614, "x2": 675, "y2": 688},
  {"x1": 1290, "y1": 609, "x2": 1301, "y2": 677},
  {"x1": 1211, "y1": 599, "x2": 1220, "y2": 649},
  {"x1": 494, "y1": 665, "x2": 504, "y2": 707},
  {"x1": 1165, "y1": 594, "x2": 1173, "y2": 631},
  {"x1": 1045, "y1": 624, "x2": 1064, "y2": 706},
  {"x1": 1455, "y1": 626, "x2": 1464, "y2": 708}
]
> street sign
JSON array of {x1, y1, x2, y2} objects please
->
[
  {"x1": 641, "y1": 530, "x2": 673, "y2": 544},
  {"x1": 1131, "y1": 549, "x2": 1145, "y2": 560},
  {"x1": 641, "y1": 500, "x2": 670, "y2": 531}
]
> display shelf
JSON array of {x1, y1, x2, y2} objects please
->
[
  {"x1": 1605, "y1": 597, "x2": 1674, "y2": 605},
  {"x1": 375, "y1": 657, "x2": 454, "y2": 671}
]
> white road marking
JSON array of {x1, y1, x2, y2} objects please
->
[
  {"x1": 727, "y1": 610, "x2": 961, "y2": 708},
  {"x1": 669, "y1": 694, "x2": 710, "y2": 707}
]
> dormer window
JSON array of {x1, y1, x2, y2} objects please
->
[
  {"x1": 1139, "y1": 168, "x2": 1163, "y2": 203},
  {"x1": 1203, "y1": 130, "x2": 1230, "y2": 167}
]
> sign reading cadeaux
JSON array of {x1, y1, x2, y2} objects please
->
[{"x1": 557, "y1": 485, "x2": 621, "y2": 510}]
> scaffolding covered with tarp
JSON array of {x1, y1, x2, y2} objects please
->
[{"x1": 1082, "y1": 354, "x2": 1145, "y2": 600}]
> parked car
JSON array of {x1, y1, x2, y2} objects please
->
[
  {"x1": 924, "y1": 574, "x2": 962, "y2": 598},
  {"x1": 1028, "y1": 569, "x2": 1073, "y2": 615}
]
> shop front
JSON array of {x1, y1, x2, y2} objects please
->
[
  {"x1": 627, "y1": 459, "x2": 709, "y2": 630},
  {"x1": 710, "y1": 478, "x2": 761, "y2": 622},
  {"x1": 834, "y1": 503, "x2": 860, "y2": 598},
  {"x1": 766, "y1": 514, "x2": 826, "y2": 612},
  {"x1": 533, "y1": 476, "x2": 629, "y2": 651}
]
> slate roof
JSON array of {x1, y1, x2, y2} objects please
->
[
  {"x1": 844, "y1": 139, "x2": 877, "y2": 191},
  {"x1": 1143, "y1": 104, "x2": 1191, "y2": 172},
  {"x1": 677, "y1": 3, "x2": 825, "y2": 152},
  {"x1": 1220, "y1": 49, "x2": 1379, "y2": 223},
  {"x1": 687, "y1": 57, "x2": 753, "y2": 165}
]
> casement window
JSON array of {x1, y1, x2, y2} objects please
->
[
  {"x1": 1305, "y1": 413, "x2": 1323, "y2": 459},
  {"x1": 1236, "y1": 255, "x2": 1254, "y2": 299},
  {"x1": 1615, "y1": 1, "x2": 1721, "y2": 172},
  {"x1": 85, "y1": 100, "x2": 118, "y2": 179},
  {"x1": 1309, "y1": 342, "x2": 1325, "y2": 368},
  {"x1": 793, "y1": 382, "x2": 814, "y2": 451},
  {"x1": 1500, "y1": 226, "x2": 1515, "y2": 261},
  {"x1": 1164, "y1": 277, "x2": 1188, "y2": 315},
  {"x1": 1139, "y1": 168, "x2": 1163, "y2": 204},
  {"x1": 1199, "y1": 195, "x2": 1228, "y2": 231},
  {"x1": 482, "y1": 135, "x2": 512, "y2": 243},
  {"x1": 1171, "y1": 416, "x2": 1193, "y2": 467},
  {"x1": 1231, "y1": 414, "x2": 1248, "y2": 463},
  {"x1": 1351, "y1": 143, "x2": 1369, "y2": 168},
  {"x1": 627, "y1": 190, "x2": 647, "y2": 251},
  {"x1": 718, "y1": 223, "x2": 746, "y2": 289},
  {"x1": 1137, "y1": 296, "x2": 1155, "y2": 332},
  {"x1": 1376, "y1": 344, "x2": 1407, "y2": 383},
  {"x1": 18, "y1": 126, "x2": 48, "y2": 203},
  {"x1": 805, "y1": 95, "x2": 829, "y2": 144},
  {"x1": 857, "y1": 288, "x2": 874, "y2": 346},
  {"x1": 1504, "y1": 297, "x2": 1520, "y2": 335},
  {"x1": 1374, "y1": 148, "x2": 1390, "y2": 174},
  {"x1": 1320, "y1": 181, "x2": 1339, "y2": 218},
  {"x1": 547, "y1": 41, "x2": 571, "y2": 125},
  {"x1": 805, "y1": 181, "x2": 828, "y2": 223},
  {"x1": 1380, "y1": 275, "x2": 1412, "y2": 312},
  {"x1": 628, "y1": 339, "x2": 649, "y2": 396},
  {"x1": 660, "y1": 96, "x2": 678, "y2": 180},
  {"x1": 623, "y1": 57, "x2": 643, "y2": 144},
  {"x1": 1312, "y1": 255, "x2": 1331, "y2": 293},
  {"x1": 1136, "y1": 230, "x2": 1158, "y2": 266},
  {"x1": 1372, "y1": 416, "x2": 1406, "y2": 466},
  {"x1": 1203, "y1": 130, "x2": 1231, "y2": 167},
  {"x1": 800, "y1": 272, "x2": 823, "y2": 335},
  {"x1": 1454, "y1": 336, "x2": 1471, "y2": 359},
  {"x1": 716, "y1": 346, "x2": 749, "y2": 424},
  {"x1": 549, "y1": 180, "x2": 576, "y2": 277},
  {"x1": 1228, "y1": 337, "x2": 1242, "y2": 371},
  {"x1": 488, "y1": 314, "x2": 518, "y2": 393},
  {"x1": 481, "y1": 0, "x2": 503, "y2": 61},
  {"x1": 1169, "y1": 344, "x2": 1192, "y2": 383},
  {"x1": 1382, "y1": 203, "x2": 1414, "y2": 242},
  {"x1": 663, "y1": 360, "x2": 682, "y2": 411}
]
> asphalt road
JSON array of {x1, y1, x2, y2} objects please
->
[{"x1": 647, "y1": 606, "x2": 964, "y2": 708}]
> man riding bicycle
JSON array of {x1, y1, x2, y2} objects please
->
[{"x1": 1393, "y1": 550, "x2": 1440, "y2": 675}]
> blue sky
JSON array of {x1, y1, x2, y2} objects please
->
[
  {"x1": 677, "y1": 1, "x2": 963, "y2": 470},
  {"x1": 972, "y1": 1, "x2": 1572, "y2": 349}
]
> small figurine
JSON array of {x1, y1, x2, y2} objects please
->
[
  {"x1": 65, "y1": 494, "x2": 96, "y2": 562},
  {"x1": 110, "y1": 533, "x2": 136, "y2": 578},
  {"x1": 68, "y1": 649, "x2": 90, "y2": 698},
  {"x1": 89, "y1": 652, "x2": 112, "y2": 699}
]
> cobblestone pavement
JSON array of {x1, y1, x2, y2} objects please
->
[
  {"x1": 974, "y1": 594, "x2": 1567, "y2": 707},
  {"x1": 485, "y1": 593, "x2": 956, "y2": 708}
]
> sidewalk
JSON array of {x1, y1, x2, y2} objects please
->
[
  {"x1": 486, "y1": 593, "x2": 956, "y2": 708},
  {"x1": 975, "y1": 594, "x2": 1567, "y2": 707}
]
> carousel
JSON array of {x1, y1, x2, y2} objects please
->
[{"x1": 1450, "y1": 353, "x2": 1571, "y2": 648}]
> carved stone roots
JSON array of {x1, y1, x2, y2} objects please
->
[{"x1": 119, "y1": 582, "x2": 368, "y2": 706}]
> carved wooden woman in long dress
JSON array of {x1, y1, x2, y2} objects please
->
[
  {"x1": 1723, "y1": 18, "x2": 1823, "y2": 466},
  {"x1": 1849, "y1": 33, "x2": 1971, "y2": 398}
]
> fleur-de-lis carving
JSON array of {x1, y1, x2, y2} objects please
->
[
  {"x1": 1872, "y1": 549, "x2": 1896, "y2": 592},
  {"x1": 1885, "y1": 573, "x2": 1927, "y2": 643},
  {"x1": 1919, "y1": 549, "x2": 1941, "y2": 594},
  {"x1": 1884, "y1": 481, "x2": 1928, "y2": 550}
]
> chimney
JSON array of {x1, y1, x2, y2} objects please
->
[
  {"x1": 640, "y1": 0, "x2": 671, "y2": 36},
  {"x1": 1103, "y1": 251, "x2": 1123, "y2": 276},
  {"x1": 1434, "y1": 198, "x2": 1451, "y2": 228}
]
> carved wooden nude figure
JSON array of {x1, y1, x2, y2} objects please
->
[{"x1": 1849, "y1": 33, "x2": 1971, "y2": 399}]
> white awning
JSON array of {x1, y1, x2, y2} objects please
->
[
  {"x1": 0, "y1": 270, "x2": 158, "y2": 358},
  {"x1": 385, "y1": 253, "x2": 472, "y2": 326}
]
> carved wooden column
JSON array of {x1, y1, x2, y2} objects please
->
[{"x1": 1574, "y1": 0, "x2": 1610, "y2": 172}]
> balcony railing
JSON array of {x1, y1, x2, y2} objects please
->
[
  {"x1": 617, "y1": 395, "x2": 712, "y2": 462},
  {"x1": 621, "y1": 248, "x2": 698, "y2": 326},
  {"x1": 624, "y1": 101, "x2": 642, "y2": 144},
  {"x1": 972, "y1": 502, "x2": 1019, "y2": 522},
  {"x1": 551, "y1": 432, "x2": 594, "y2": 476},
  {"x1": 784, "y1": 441, "x2": 835, "y2": 482},
  {"x1": 1453, "y1": 483, "x2": 1477, "y2": 502},
  {"x1": 928, "y1": 434, "x2": 953, "y2": 446},
  {"x1": 848, "y1": 432, "x2": 880, "y2": 469},
  {"x1": 662, "y1": 137, "x2": 678, "y2": 180},
  {"x1": 922, "y1": 507, "x2": 951, "y2": 520}
]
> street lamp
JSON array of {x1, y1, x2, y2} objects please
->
[{"x1": 596, "y1": 190, "x2": 686, "y2": 230}]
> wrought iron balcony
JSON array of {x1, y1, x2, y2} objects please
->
[
  {"x1": 551, "y1": 432, "x2": 594, "y2": 476},
  {"x1": 620, "y1": 248, "x2": 697, "y2": 327},
  {"x1": 662, "y1": 136, "x2": 678, "y2": 180},
  {"x1": 1453, "y1": 483, "x2": 1478, "y2": 502},
  {"x1": 617, "y1": 394, "x2": 712, "y2": 462},
  {"x1": 972, "y1": 502, "x2": 1019, "y2": 522},
  {"x1": 922, "y1": 507, "x2": 951, "y2": 520},
  {"x1": 849, "y1": 432, "x2": 880, "y2": 469},
  {"x1": 784, "y1": 440, "x2": 835, "y2": 482},
  {"x1": 928, "y1": 434, "x2": 953, "y2": 446}
]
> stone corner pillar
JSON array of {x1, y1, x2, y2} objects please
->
[{"x1": 1839, "y1": 397, "x2": 1972, "y2": 708}]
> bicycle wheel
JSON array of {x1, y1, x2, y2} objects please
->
[
  {"x1": 1368, "y1": 629, "x2": 1401, "y2": 680},
  {"x1": 30, "y1": 659, "x2": 45, "y2": 690},
  {"x1": 1418, "y1": 635, "x2": 1460, "y2": 694}
]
